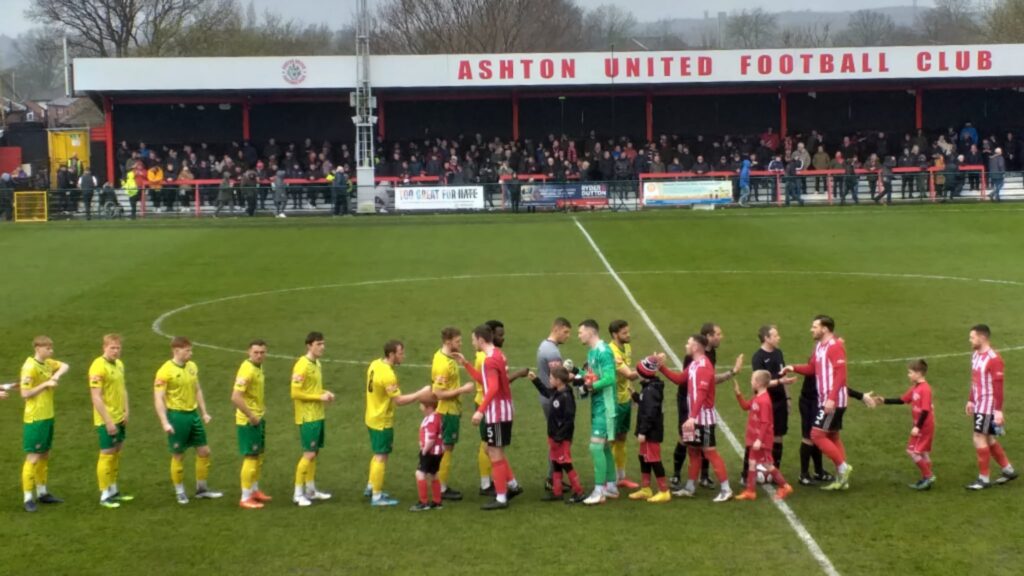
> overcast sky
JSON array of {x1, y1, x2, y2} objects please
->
[{"x1": 2, "y1": 0, "x2": 933, "y2": 36}]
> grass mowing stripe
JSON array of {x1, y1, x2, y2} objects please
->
[{"x1": 573, "y1": 217, "x2": 842, "y2": 576}]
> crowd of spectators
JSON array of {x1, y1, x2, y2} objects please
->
[{"x1": 33, "y1": 122, "x2": 1022, "y2": 219}]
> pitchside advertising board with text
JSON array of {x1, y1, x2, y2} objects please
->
[
  {"x1": 642, "y1": 180, "x2": 734, "y2": 207},
  {"x1": 395, "y1": 186, "x2": 485, "y2": 211},
  {"x1": 519, "y1": 182, "x2": 609, "y2": 208}
]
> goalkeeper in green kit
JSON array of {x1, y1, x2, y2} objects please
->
[{"x1": 577, "y1": 319, "x2": 619, "y2": 505}]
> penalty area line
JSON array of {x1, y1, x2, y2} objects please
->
[{"x1": 572, "y1": 217, "x2": 842, "y2": 576}]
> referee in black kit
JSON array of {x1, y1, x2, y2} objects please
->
[{"x1": 744, "y1": 325, "x2": 796, "y2": 483}]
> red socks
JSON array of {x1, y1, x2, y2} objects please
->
[
  {"x1": 431, "y1": 479, "x2": 441, "y2": 505},
  {"x1": 990, "y1": 442, "x2": 1011, "y2": 468},
  {"x1": 567, "y1": 469, "x2": 582, "y2": 494},
  {"x1": 811, "y1": 428, "x2": 845, "y2": 467},
  {"x1": 916, "y1": 458, "x2": 933, "y2": 479},
  {"x1": 641, "y1": 473, "x2": 651, "y2": 488},
  {"x1": 746, "y1": 470, "x2": 758, "y2": 491},
  {"x1": 492, "y1": 459, "x2": 509, "y2": 497},
  {"x1": 770, "y1": 468, "x2": 787, "y2": 486},
  {"x1": 687, "y1": 448, "x2": 703, "y2": 481},
  {"x1": 552, "y1": 471, "x2": 563, "y2": 497},
  {"x1": 655, "y1": 475, "x2": 668, "y2": 492},
  {"x1": 416, "y1": 478, "x2": 428, "y2": 504},
  {"x1": 977, "y1": 446, "x2": 991, "y2": 477},
  {"x1": 705, "y1": 450, "x2": 728, "y2": 484}
]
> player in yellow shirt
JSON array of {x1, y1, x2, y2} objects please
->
[
  {"x1": 154, "y1": 336, "x2": 222, "y2": 505},
  {"x1": 291, "y1": 331, "x2": 335, "y2": 507},
  {"x1": 365, "y1": 339, "x2": 424, "y2": 507},
  {"x1": 430, "y1": 327, "x2": 476, "y2": 501},
  {"x1": 609, "y1": 320, "x2": 641, "y2": 489},
  {"x1": 89, "y1": 334, "x2": 133, "y2": 509},
  {"x1": 20, "y1": 336, "x2": 69, "y2": 513},
  {"x1": 232, "y1": 339, "x2": 271, "y2": 509}
]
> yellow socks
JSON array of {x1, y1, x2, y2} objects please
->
[
  {"x1": 478, "y1": 442, "x2": 492, "y2": 487},
  {"x1": 35, "y1": 458, "x2": 49, "y2": 491},
  {"x1": 369, "y1": 458, "x2": 386, "y2": 495},
  {"x1": 22, "y1": 460, "x2": 36, "y2": 496},
  {"x1": 98, "y1": 453, "x2": 116, "y2": 493},
  {"x1": 612, "y1": 440, "x2": 627, "y2": 478},
  {"x1": 170, "y1": 457, "x2": 185, "y2": 489},
  {"x1": 439, "y1": 451, "x2": 452, "y2": 489}
]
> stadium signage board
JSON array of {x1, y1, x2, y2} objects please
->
[
  {"x1": 395, "y1": 185, "x2": 485, "y2": 211},
  {"x1": 519, "y1": 182, "x2": 609, "y2": 208},
  {"x1": 641, "y1": 180, "x2": 734, "y2": 206}
]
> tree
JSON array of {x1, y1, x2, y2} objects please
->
[
  {"x1": 780, "y1": 22, "x2": 833, "y2": 48},
  {"x1": 371, "y1": 0, "x2": 585, "y2": 54},
  {"x1": 917, "y1": 0, "x2": 980, "y2": 45},
  {"x1": 984, "y1": 0, "x2": 1024, "y2": 42},
  {"x1": 835, "y1": 10, "x2": 896, "y2": 47},
  {"x1": 12, "y1": 28, "x2": 69, "y2": 100},
  {"x1": 724, "y1": 8, "x2": 778, "y2": 49},
  {"x1": 582, "y1": 4, "x2": 638, "y2": 50}
]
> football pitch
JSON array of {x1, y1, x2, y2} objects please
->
[{"x1": 1, "y1": 205, "x2": 1022, "y2": 576}]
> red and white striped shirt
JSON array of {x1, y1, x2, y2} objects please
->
[
  {"x1": 794, "y1": 337, "x2": 848, "y2": 409},
  {"x1": 478, "y1": 347, "x2": 513, "y2": 424},
  {"x1": 971, "y1": 349, "x2": 1004, "y2": 415},
  {"x1": 687, "y1": 355, "x2": 716, "y2": 426},
  {"x1": 419, "y1": 412, "x2": 444, "y2": 456}
]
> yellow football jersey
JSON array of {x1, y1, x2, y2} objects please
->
[
  {"x1": 291, "y1": 355, "x2": 324, "y2": 425},
  {"x1": 89, "y1": 356, "x2": 126, "y2": 426},
  {"x1": 431, "y1": 349, "x2": 462, "y2": 415},
  {"x1": 365, "y1": 358, "x2": 401, "y2": 430},
  {"x1": 473, "y1": 351, "x2": 486, "y2": 406},
  {"x1": 611, "y1": 341, "x2": 633, "y2": 404},
  {"x1": 234, "y1": 359, "x2": 265, "y2": 426},
  {"x1": 154, "y1": 360, "x2": 200, "y2": 412},
  {"x1": 21, "y1": 357, "x2": 61, "y2": 423}
]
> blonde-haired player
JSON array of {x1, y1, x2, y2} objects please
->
[
  {"x1": 154, "y1": 336, "x2": 222, "y2": 504},
  {"x1": 89, "y1": 334, "x2": 133, "y2": 508},
  {"x1": 365, "y1": 339, "x2": 425, "y2": 507},
  {"x1": 20, "y1": 336, "x2": 69, "y2": 512},
  {"x1": 430, "y1": 327, "x2": 476, "y2": 501},
  {"x1": 233, "y1": 340, "x2": 272, "y2": 509}
]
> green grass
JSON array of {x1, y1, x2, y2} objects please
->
[{"x1": 1, "y1": 205, "x2": 1023, "y2": 575}]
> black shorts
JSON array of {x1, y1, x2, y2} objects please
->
[
  {"x1": 799, "y1": 397, "x2": 817, "y2": 440},
  {"x1": 485, "y1": 421, "x2": 513, "y2": 448},
  {"x1": 418, "y1": 452, "x2": 442, "y2": 474},
  {"x1": 973, "y1": 413, "x2": 999, "y2": 435},
  {"x1": 812, "y1": 406, "x2": 846, "y2": 433},
  {"x1": 676, "y1": 393, "x2": 689, "y2": 433},
  {"x1": 685, "y1": 424, "x2": 716, "y2": 448},
  {"x1": 772, "y1": 399, "x2": 789, "y2": 437}
]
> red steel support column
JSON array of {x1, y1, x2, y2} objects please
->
[
  {"x1": 512, "y1": 93, "x2": 520, "y2": 141},
  {"x1": 645, "y1": 93, "x2": 653, "y2": 142},
  {"x1": 779, "y1": 90, "x2": 788, "y2": 138},
  {"x1": 915, "y1": 89, "x2": 923, "y2": 131},
  {"x1": 242, "y1": 99, "x2": 251, "y2": 141},
  {"x1": 104, "y1": 96, "x2": 115, "y2": 184}
]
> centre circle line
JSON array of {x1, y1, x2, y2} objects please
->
[{"x1": 151, "y1": 270, "x2": 1024, "y2": 367}]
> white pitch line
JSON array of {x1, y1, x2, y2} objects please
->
[{"x1": 573, "y1": 218, "x2": 842, "y2": 576}]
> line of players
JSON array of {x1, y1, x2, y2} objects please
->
[{"x1": 6, "y1": 315, "x2": 1015, "y2": 512}]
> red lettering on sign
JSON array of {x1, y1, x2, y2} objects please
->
[
  {"x1": 840, "y1": 54, "x2": 855, "y2": 73},
  {"x1": 780, "y1": 54, "x2": 793, "y2": 74},
  {"x1": 680, "y1": 57, "x2": 691, "y2": 76},
  {"x1": 800, "y1": 54, "x2": 813, "y2": 73},
  {"x1": 662, "y1": 57, "x2": 674, "y2": 76},
  {"x1": 560, "y1": 59, "x2": 575, "y2": 78},
  {"x1": 479, "y1": 60, "x2": 492, "y2": 80},
  {"x1": 698, "y1": 57, "x2": 712, "y2": 76},
  {"x1": 540, "y1": 59, "x2": 554, "y2": 79},
  {"x1": 879, "y1": 52, "x2": 890, "y2": 72},
  {"x1": 821, "y1": 54, "x2": 834, "y2": 73},
  {"x1": 499, "y1": 59, "x2": 514, "y2": 79},
  {"x1": 521, "y1": 59, "x2": 533, "y2": 78},
  {"x1": 625, "y1": 57, "x2": 640, "y2": 77},
  {"x1": 740, "y1": 55, "x2": 752, "y2": 75},
  {"x1": 956, "y1": 50, "x2": 970, "y2": 71},
  {"x1": 979, "y1": 50, "x2": 992, "y2": 70},
  {"x1": 758, "y1": 55, "x2": 771, "y2": 74},
  {"x1": 861, "y1": 53, "x2": 873, "y2": 73},
  {"x1": 917, "y1": 51, "x2": 930, "y2": 72},
  {"x1": 458, "y1": 60, "x2": 472, "y2": 80},
  {"x1": 604, "y1": 58, "x2": 619, "y2": 78}
]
